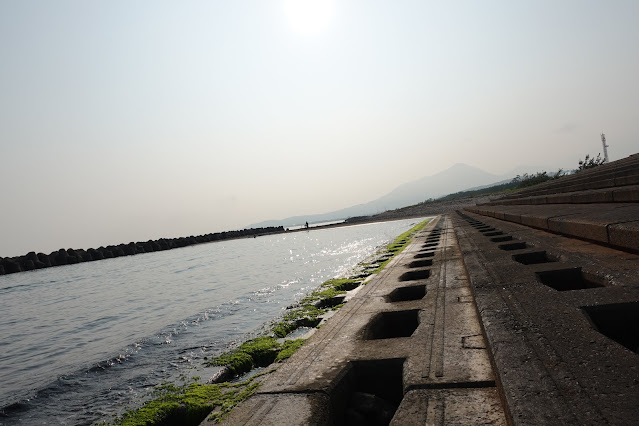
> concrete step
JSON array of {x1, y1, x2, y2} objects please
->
[
  {"x1": 453, "y1": 211, "x2": 639, "y2": 425},
  {"x1": 487, "y1": 184, "x2": 639, "y2": 206},
  {"x1": 497, "y1": 153, "x2": 639, "y2": 201},
  {"x1": 466, "y1": 203, "x2": 639, "y2": 252}
]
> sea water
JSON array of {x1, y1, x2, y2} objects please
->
[{"x1": 0, "y1": 218, "x2": 425, "y2": 425}]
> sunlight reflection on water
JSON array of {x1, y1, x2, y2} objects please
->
[{"x1": 0, "y1": 218, "x2": 426, "y2": 424}]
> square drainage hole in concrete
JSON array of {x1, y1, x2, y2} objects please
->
[
  {"x1": 498, "y1": 242, "x2": 527, "y2": 251},
  {"x1": 414, "y1": 252, "x2": 435, "y2": 259},
  {"x1": 536, "y1": 268, "x2": 604, "y2": 291},
  {"x1": 330, "y1": 358, "x2": 405, "y2": 426},
  {"x1": 408, "y1": 259, "x2": 433, "y2": 268},
  {"x1": 386, "y1": 285, "x2": 426, "y2": 302},
  {"x1": 364, "y1": 310, "x2": 420, "y2": 339},
  {"x1": 583, "y1": 302, "x2": 639, "y2": 354},
  {"x1": 399, "y1": 269, "x2": 430, "y2": 281},
  {"x1": 512, "y1": 251, "x2": 556, "y2": 265}
]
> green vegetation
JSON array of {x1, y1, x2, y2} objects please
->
[
  {"x1": 435, "y1": 169, "x2": 567, "y2": 202},
  {"x1": 271, "y1": 320, "x2": 299, "y2": 338},
  {"x1": 205, "y1": 336, "x2": 309, "y2": 373},
  {"x1": 436, "y1": 181, "x2": 517, "y2": 200},
  {"x1": 511, "y1": 170, "x2": 564, "y2": 188},
  {"x1": 114, "y1": 336, "x2": 307, "y2": 426},
  {"x1": 112, "y1": 374, "x2": 265, "y2": 426},
  {"x1": 322, "y1": 278, "x2": 360, "y2": 292},
  {"x1": 275, "y1": 339, "x2": 307, "y2": 362},
  {"x1": 271, "y1": 288, "x2": 345, "y2": 338},
  {"x1": 207, "y1": 336, "x2": 281, "y2": 375},
  {"x1": 578, "y1": 153, "x2": 605, "y2": 170},
  {"x1": 370, "y1": 220, "x2": 429, "y2": 272}
]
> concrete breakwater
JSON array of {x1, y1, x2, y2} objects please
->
[{"x1": 0, "y1": 226, "x2": 284, "y2": 276}]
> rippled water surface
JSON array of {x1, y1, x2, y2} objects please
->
[{"x1": 0, "y1": 219, "x2": 424, "y2": 425}]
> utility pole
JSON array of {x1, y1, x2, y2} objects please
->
[{"x1": 601, "y1": 133, "x2": 609, "y2": 163}]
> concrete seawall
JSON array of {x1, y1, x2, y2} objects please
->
[
  {"x1": 207, "y1": 154, "x2": 639, "y2": 424},
  {"x1": 212, "y1": 214, "x2": 638, "y2": 424},
  {"x1": 213, "y1": 216, "x2": 508, "y2": 425}
]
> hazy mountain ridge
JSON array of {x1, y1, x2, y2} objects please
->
[{"x1": 249, "y1": 163, "x2": 549, "y2": 228}]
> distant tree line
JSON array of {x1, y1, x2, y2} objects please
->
[
  {"x1": 437, "y1": 181, "x2": 519, "y2": 201},
  {"x1": 511, "y1": 170, "x2": 565, "y2": 189}
]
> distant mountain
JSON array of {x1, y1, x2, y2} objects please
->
[
  {"x1": 249, "y1": 163, "x2": 549, "y2": 228},
  {"x1": 369, "y1": 163, "x2": 498, "y2": 210}
]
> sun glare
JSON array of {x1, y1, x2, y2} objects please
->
[{"x1": 283, "y1": 0, "x2": 336, "y2": 36}]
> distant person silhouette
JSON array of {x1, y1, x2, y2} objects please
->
[{"x1": 305, "y1": 221, "x2": 309, "y2": 229}]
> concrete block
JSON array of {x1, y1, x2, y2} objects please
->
[
  {"x1": 529, "y1": 196, "x2": 548, "y2": 204},
  {"x1": 615, "y1": 174, "x2": 639, "y2": 186},
  {"x1": 586, "y1": 177, "x2": 615, "y2": 190},
  {"x1": 562, "y1": 183, "x2": 587, "y2": 193},
  {"x1": 520, "y1": 214, "x2": 550, "y2": 230},
  {"x1": 216, "y1": 393, "x2": 331, "y2": 426},
  {"x1": 390, "y1": 388, "x2": 506, "y2": 425},
  {"x1": 503, "y1": 212, "x2": 522, "y2": 223},
  {"x1": 549, "y1": 193, "x2": 574, "y2": 203},
  {"x1": 612, "y1": 185, "x2": 639, "y2": 202},
  {"x1": 548, "y1": 217, "x2": 609, "y2": 244},
  {"x1": 608, "y1": 220, "x2": 639, "y2": 252},
  {"x1": 571, "y1": 190, "x2": 614, "y2": 203}
]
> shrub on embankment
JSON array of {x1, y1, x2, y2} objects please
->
[{"x1": 0, "y1": 227, "x2": 284, "y2": 276}]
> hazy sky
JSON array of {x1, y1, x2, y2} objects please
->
[{"x1": 1, "y1": 1, "x2": 638, "y2": 257}]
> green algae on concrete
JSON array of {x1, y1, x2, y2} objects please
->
[
  {"x1": 270, "y1": 279, "x2": 357, "y2": 338},
  {"x1": 271, "y1": 320, "x2": 299, "y2": 338},
  {"x1": 113, "y1": 336, "x2": 308, "y2": 425},
  {"x1": 271, "y1": 292, "x2": 346, "y2": 338},
  {"x1": 371, "y1": 219, "x2": 429, "y2": 273},
  {"x1": 111, "y1": 374, "x2": 265, "y2": 426},
  {"x1": 274, "y1": 339, "x2": 307, "y2": 362},
  {"x1": 324, "y1": 278, "x2": 361, "y2": 291},
  {"x1": 205, "y1": 336, "x2": 280, "y2": 375},
  {"x1": 204, "y1": 337, "x2": 308, "y2": 374}
]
